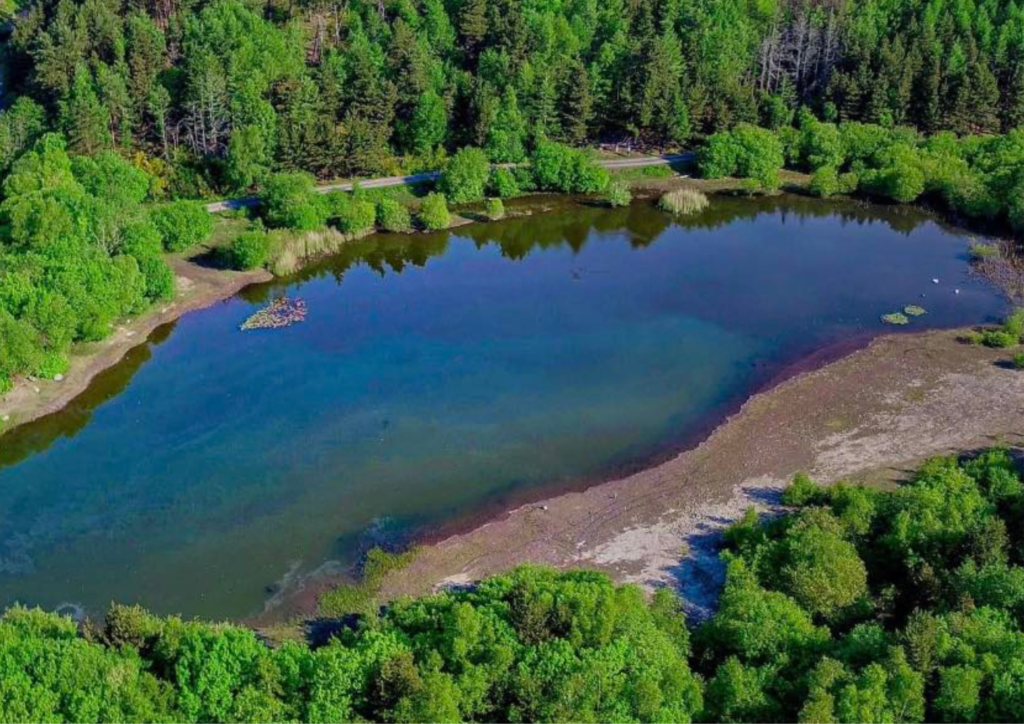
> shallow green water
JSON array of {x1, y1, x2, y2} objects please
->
[{"x1": 0, "y1": 195, "x2": 1007, "y2": 618}]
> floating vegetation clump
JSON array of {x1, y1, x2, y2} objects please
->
[
  {"x1": 241, "y1": 297, "x2": 307, "y2": 331},
  {"x1": 968, "y1": 240, "x2": 1000, "y2": 261},
  {"x1": 881, "y1": 312, "x2": 910, "y2": 325},
  {"x1": 659, "y1": 188, "x2": 709, "y2": 216},
  {"x1": 903, "y1": 305, "x2": 927, "y2": 316}
]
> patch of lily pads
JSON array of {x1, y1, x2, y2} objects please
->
[{"x1": 881, "y1": 305, "x2": 927, "y2": 326}]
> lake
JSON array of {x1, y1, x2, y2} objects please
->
[{"x1": 0, "y1": 194, "x2": 1008, "y2": 619}]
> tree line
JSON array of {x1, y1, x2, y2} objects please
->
[
  {"x1": 5, "y1": 0, "x2": 1024, "y2": 195},
  {"x1": 4, "y1": 449, "x2": 1024, "y2": 722}
]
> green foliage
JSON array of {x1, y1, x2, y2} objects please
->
[
  {"x1": 485, "y1": 197, "x2": 505, "y2": 220},
  {"x1": 968, "y1": 242, "x2": 1000, "y2": 261},
  {"x1": 1013, "y1": 353, "x2": 1024, "y2": 370},
  {"x1": 699, "y1": 124, "x2": 784, "y2": 190},
  {"x1": 0, "y1": 134, "x2": 174, "y2": 388},
  {"x1": 605, "y1": 180, "x2": 632, "y2": 208},
  {"x1": 810, "y1": 166, "x2": 842, "y2": 198},
  {"x1": 440, "y1": 147, "x2": 490, "y2": 204},
  {"x1": 259, "y1": 172, "x2": 325, "y2": 231},
  {"x1": 376, "y1": 198, "x2": 412, "y2": 232},
  {"x1": 530, "y1": 141, "x2": 609, "y2": 194},
  {"x1": 488, "y1": 167, "x2": 521, "y2": 198},
  {"x1": 8, "y1": 566, "x2": 702, "y2": 723},
  {"x1": 325, "y1": 192, "x2": 376, "y2": 235},
  {"x1": 694, "y1": 451, "x2": 1024, "y2": 721},
  {"x1": 229, "y1": 229, "x2": 270, "y2": 270},
  {"x1": 4, "y1": 452, "x2": 1024, "y2": 721},
  {"x1": 882, "y1": 312, "x2": 910, "y2": 325},
  {"x1": 151, "y1": 200, "x2": 214, "y2": 252},
  {"x1": 979, "y1": 309, "x2": 1024, "y2": 348},
  {"x1": 417, "y1": 192, "x2": 450, "y2": 230}
]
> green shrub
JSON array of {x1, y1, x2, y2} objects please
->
[
  {"x1": 136, "y1": 255, "x2": 175, "y2": 301},
  {"x1": 982, "y1": 330, "x2": 1018, "y2": 348},
  {"x1": 259, "y1": 172, "x2": 325, "y2": 231},
  {"x1": 488, "y1": 167, "x2": 521, "y2": 198},
  {"x1": 530, "y1": 141, "x2": 609, "y2": 193},
  {"x1": 809, "y1": 166, "x2": 840, "y2": 197},
  {"x1": 418, "y1": 192, "x2": 450, "y2": 230},
  {"x1": 440, "y1": 146, "x2": 490, "y2": 203},
  {"x1": 659, "y1": 188, "x2": 709, "y2": 216},
  {"x1": 699, "y1": 124, "x2": 784, "y2": 190},
  {"x1": 36, "y1": 351, "x2": 69, "y2": 379},
  {"x1": 904, "y1": 305, "x2": 926, "y2": 316},
  {"x1": 485, "y1": 197, "x2": 505, "y2": 220},
  {"x1": 229, "y1": 230, "x2": 270, "y2": 270},
  {"x1": 151, "y1": 200, "x2": 214, "y2": 252},
  {"x1": 606, "y1": 180, "x2": 632, "y2": 207},
  {"x1": 376, "y1": 197, "x2": 412, "y2": 232},
  {"x1": 1013, "y1": 353, "x2": 1024, "y2": 369},
  {"x1": 978, "y1": 309, "x2": 1024, "y2": 347},
  {"x1": 798, "y1": 114, "x2": 844, "y2": 170},
  {"x1": 325, "y1": 192, "x2": 376, "y2": 234},
  {"x1": 699, "y1": 132, "x2": 742, "y2": 178},
  {"x1": 1003, "y1": 307, "x2": 1024, "y2": 337}
]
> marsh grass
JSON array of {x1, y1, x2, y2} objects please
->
[
  {"x1": 968, "y1": 240, "x2": 1000, "y2": 261},
  {"x1": 318, "y1": 547, "x2": 420, "y2": 618},
  {"x1": 266, "y1": 227, "x2": 372, "y2": 275},
  {"x1": 659, "y1": 187, "x2": 709, "y2": 216}
]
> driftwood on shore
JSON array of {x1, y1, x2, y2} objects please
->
[{"x1": 240, "y1": 297, "x2": 307, "y2": 331}]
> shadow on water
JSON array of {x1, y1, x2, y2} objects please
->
[
  {"x1": 0, "y1": 194, "x2": 996, "y2": 487},
  {"x1": 0, "y1": 323, "x2": 176, "y2": 472},
  {"x1": 253, "y1": 192, "x2": 953, "y2": 296}
]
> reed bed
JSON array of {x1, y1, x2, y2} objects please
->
[{"x1": 658, "y1": 187, "x2": 709, "y2": 216}]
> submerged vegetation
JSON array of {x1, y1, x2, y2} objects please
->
[
  {"x1": 881, "y1": 312, "x2": 910, "y2": 325},
  {"x1": 4, "y1": 450, "x2": 1024, "y2": 722}
]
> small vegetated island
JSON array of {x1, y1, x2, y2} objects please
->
[{"x1": 3, "y1": 0, "x2": 1024, "y2": 720}]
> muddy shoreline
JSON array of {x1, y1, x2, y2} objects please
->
[
  {"x1": 0, "y1": 256, "x2": 272, "y2": 438},
  {"x1": 371, "y1": 327, "x2": 1024, "y2": 613},
  {"x1": 407, "y1": 330, "x2": 883, "y2": 552},
  {"x1": 250, "y1": 325, "x2": 1007, "y2": 627}
]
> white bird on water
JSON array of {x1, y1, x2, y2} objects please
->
[{"x1": 932, "y1": 278, "x2": 940, "y2": 284}]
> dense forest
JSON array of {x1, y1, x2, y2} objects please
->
[
  {"x1": 4, "y1": 0, "x2": 1024, "y2": 192},
  {"x1": 4, "y1": 0, "x2": 1024, "y2": 392},
  {"x1": 4, "y1": 449, "x2": 1024, "y2": 722}
]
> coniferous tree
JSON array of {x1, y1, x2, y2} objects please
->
[
  {"x1": 60, "y1": 66, "x2": 112, "y2": 154},
  {"x1": 558, "y1": 60, "x2": 593, "y2": 146}
]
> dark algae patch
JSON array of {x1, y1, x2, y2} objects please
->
[{"x1": 0, "y1": 195, "x2": 1007, "y2": 618}]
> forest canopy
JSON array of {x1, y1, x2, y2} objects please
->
[
  {"x1": 5, "y1": 0, "x2": 1024, "y2": 195},
  {"x1": 3, "y1": 450, "x2": 1024, "y2": 722}
]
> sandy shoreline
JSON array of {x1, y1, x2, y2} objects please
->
[
  {"x1": 0, "y1": 255, "x2": 272, "y2": 438},
  {"x1": 374, "y1": 328, "x2": 1024, "y2": 615}
]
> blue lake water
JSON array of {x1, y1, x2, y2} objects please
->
[{"x1": 0, "y1": 194, "x2": 1008, "y2": 618}]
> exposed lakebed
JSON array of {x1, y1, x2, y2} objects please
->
[{"x1": 0, "y1": 194, "x2": 1008, "y2": 618}]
